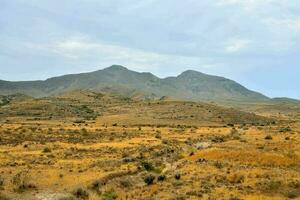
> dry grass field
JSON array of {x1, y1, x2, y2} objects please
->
[{"x1": 0, "y1": 91, "x2": 299, "y2": 200}]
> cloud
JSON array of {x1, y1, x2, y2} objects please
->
[
  {"x1": 225, "y1": 39, "x2": 251, "y2": 53},
  {"x1": 264, "y1": 17, "x2": 300, "y2": 33},
  {"x1": 52, "y1": 37, "x2": 171, "y2": 63},
  {"x1": 217, "y1": 0, "x2": 274, "y2": 8},
  {"x1": 24, "y1": 35, "x2": 222, "y2": 75},
  {"x1": 25, "y1": 36, "x2": 164, "y2": 67}
]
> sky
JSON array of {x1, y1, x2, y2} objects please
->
[{"x1": 0, "y1": 0, "x2": 299, "y2": 99}]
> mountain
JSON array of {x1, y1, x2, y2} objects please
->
[{"x1": 0, "y1": 65, "x2": 269, "y2": 102}]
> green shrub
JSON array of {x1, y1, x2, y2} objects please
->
[
  {"x1": 11, "y1": 172, "x2": 36, "y2": 192},
  {"x1": 119, "y1": 178, "x2": 132, "y2": 188},
  {"x1": 90, "y1": 180, "x2": 102, "y2": 190},
  {"x1": 157, "y1": 175, "x2": 166, "y2": 182},
  {"x1": 72, "y1": 187, "x2": 89, "y2": 199},
  {"x1": 257, "y1": 180, "x2": 282, "y2": 192},
  {"x1": 43, "y1": 147, "x2": 51, "y2": 153},
  {"x1": 141, "y1": 161, "x2": 154, "y2": 171},
  {"x1": 101, "y1": 190, "x2": 118, "y2": 200},
  {"x1": 144, "y1": 174, "x2": 155, "y2": 185},
  {"x1": 279, "y1": 127, "x2": 292, "y2": 132},
  {"x1": 58, "y1": 197, "x2": 75, "y2": 200}
]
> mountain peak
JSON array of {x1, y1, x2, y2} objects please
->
[
  {"x1": 178, "y1": 70, "x2": 206, "y2": 78},
  {"x1": 104, "y1": 65, "x2": 128, "y2": 71}
]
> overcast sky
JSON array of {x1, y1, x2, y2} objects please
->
[{"x1": 0, "y1": 0, "x2": 299, "y2": 98}]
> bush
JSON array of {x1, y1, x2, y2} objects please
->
[
  {"x1": 155, "y1": 133, "x2": 162, "y2": 139},
  {"x1": 11, "y1": 172, "x2": 36, "y2": 192},
  {"x1": 265, "y1": 135, "x2": 273, "y2": 140},
  {"x1": 214, "y1": 161, "x2": 224, "y2": 169},
  {"x1": 186, "y1": 190, "x2": 203, "y2": 197},
  {"x1": 43, "y1": 147, "x2": 51, "y2": 153},
  {"x1": 211, "y1": 136, "x2": 225, "y2": 143},
  {"x1": 286, "y1": 190, "x2": 299, "y2": 199},
  {"x1": 279, "y1": 127, "x2": 292, "y2": 132},
  {"x1": 172, "y1": 180, "x2": 183, "y2": 187},
  {"x1": 157, "y1": 175, "x2": 166, "y2": 182},
  {"x1": 144, "y1": 175, "x2": 155, "y2": 185},
  {"x1": 119, "y1": 178, "x2": 132, "y2": 188},
  {"x1": 288, "y1": 181, "x2": 300, "y2": 189},
  {"x1": 0, "y1": 176, "x2": 4, "y2": 187},
  {"x1": 90, "y1": 180, "x2": 102, "y2": 190},
  {"x1": 58, "y1": 197, "x2": 75, "y2": 200},
  {"x1": 257, "y1": 180, "x2": 282, "y2": 192},
  {"x1": 74, "y1": 120, "x2": 85, "y2": 124},
  {"x1": 72, "y1": 187, "x2": 89, "y2": 199},
  {"x1": 175, "y1": 173, "x2": 181, "y2": 180},
  {"x1": 141, "y1": 161, "x2": 154, "y2": 171},
  {"x1": 101, "y1": 190, "x2": 118, "y2": 200},
  {"x1": 229, "y1": 197, "x2": 241, "y2": 200}
]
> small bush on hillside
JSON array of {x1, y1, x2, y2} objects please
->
[
  {"x1": 155, "y1": 133, "x2": 162, "y2": 139},
  {"x1": 285, "y1": 137, "x2": 290, "y2": 140},
  {"x1": 229, "y1": 196, "x2": 241, "y2": 200},
  {"x1": 214, "y1": 161, "x2": 224, "y2": 169},
  {"x1": 175, "y1": 173, "x2": 181, "y2": 180},
  {"x1": 0, "y1": 176, "x2": 4, "y2": 187},
  {"x1": 101, "y1": 190, "x2": 118, "y2": 200},
  {"x1": 186, "y1": 190, "x2": 203, "y2": 198},
  {"x1": 144, "y1": 174, "x2": 155, "y2": 185},
  {"x1": 157, "y1": 175, "x2": 166, "y2": 182},
  {"x1": 286, "y1": 190, "x2": 299, "y2": 199},
  {"x1": 43, "y1": 147, "x2": 51, "y2": 153},
  {"x1": 172, "y1": 180, "x2": 183, "y2": 187},
  {"x1": 74, "y1": 120, "x2": 85, "y2": 124},
  {"x1": 256, "y1": 180, "x2": 282, "y2": 192},
  {"x1": 90, "y1": 180, "x2": 102, "y2": 190},
  {"x1": 211, "y1": 136, "x2": 225, "y2": 143},
  {"x1": 119, "y1": 178, "x2": 132, "y2": 188},
  {"x1": 58, "y1": 197, "x2": 75, "y2": 200},
  {"x1": 72, "y1": 187, "x2": 89, "y2": 199},
  {"x1": 288, "y1": 181, "x2": 300, "y2": 189},
  {"x1": 141, "y1": 161, "x2": 154, "y2": 171},
  {"x1": 265, "y1": 135, "x2": 273, "y2": 140},
  {"x1": 11, "y1": 171, "x2": 36, "y2": 192},
  {"x1": 280, "y1": 127, "x2": 292, "y2": 133}
]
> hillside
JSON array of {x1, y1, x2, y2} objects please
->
[
  {"x1": 0, "y1": 65, "x2": 269, "y2": 102},
  {"x1": 1, "y1": 90, "x2": 299, "y2": 200},
  {"x1": 0, "y1": 90, "x2": 273, "y2": 126}
]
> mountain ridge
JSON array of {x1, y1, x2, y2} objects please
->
[{"x1": 0, "y1": 65, "x2": 275, "y2": 102}]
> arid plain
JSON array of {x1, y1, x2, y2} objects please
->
[{"x1": 0, "y1": 91, "x2": 299, "y2": 200}]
